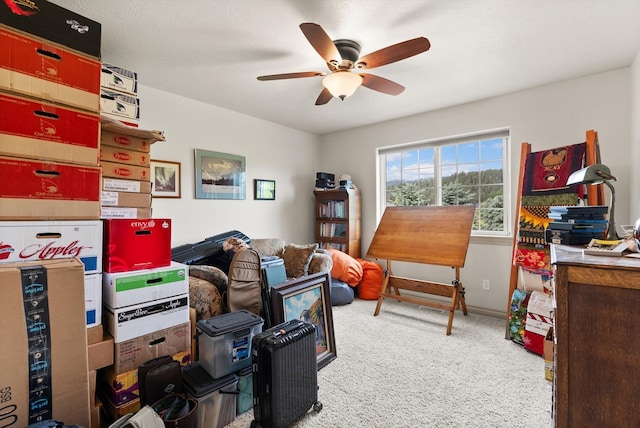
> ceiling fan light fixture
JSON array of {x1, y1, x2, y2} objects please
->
[{"x1": 322, "y1": 71, "x2": 363, "y2": 100}]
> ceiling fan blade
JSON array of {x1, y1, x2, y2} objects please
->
[
  {"x1": 257, "y1": 71, "x2": 323, "y2": 81},
  {"x1": 300, "y1": 23, "x2": 341, "y2": 65},
  {"x1": 315, "y1": 87, "x2": 333, "y2": 105},
  {"x1": 356, "y1": 37, "x2": 430, "y2": 69},
  {"x1": 360, "y1": 73, "x2": 405, "y2": 95}
]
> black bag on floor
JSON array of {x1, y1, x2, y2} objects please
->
[{"x1": 138, "y1": 356, "x2": 183, "y2": 407}]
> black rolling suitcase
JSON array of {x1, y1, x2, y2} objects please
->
[{"x1": 250, "y1": 320, "x2": 322, "y2": 428}]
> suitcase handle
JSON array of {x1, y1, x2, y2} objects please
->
[{"x1": 272, "y1": 320, "x2": 304, "y2": 337}]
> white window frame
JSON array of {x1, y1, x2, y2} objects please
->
[{"x1": 376, "y1": 128, "x2": 512, "y2": 237}]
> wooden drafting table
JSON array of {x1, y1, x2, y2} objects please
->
[{"x1": 367, "y1": 205, "x2": 475, "y2": 335}]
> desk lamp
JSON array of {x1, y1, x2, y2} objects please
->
[{"x1": 566, "y1": 163, "x2": 618, "y2": 240}]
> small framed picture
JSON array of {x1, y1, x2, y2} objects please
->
[
  {"x1": 271, "y1": 271, "x2": 337, "y2": 370},
  {"x1": 254, "y1": 179, "x2": 276, "y2": 200},
  {"x1": 150, "y1": 160, "x2": 181, "y2": 198}
]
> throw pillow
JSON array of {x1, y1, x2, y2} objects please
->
[
  {"x1": 329, "y1": 249, "x2": 363, "y2": 287},
  {"x1": 356, "y1": 258, "x2": 384, "y2": 299},
  {"x1": 282, "y1": 243, "x2": 318, "y2": 278}
]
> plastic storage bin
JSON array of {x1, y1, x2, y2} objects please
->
[
  {"x1": 197, "y1": 309, "x2": 263, "y2": 378},
  {"x1": 236, "y1": 365, "x2": 253, "y2": 415},
  {"x1": 182, "y1": 361, "x2": 238, "y2": 428}
]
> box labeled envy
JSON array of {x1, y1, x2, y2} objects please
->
[
  {"x1": 0, "y1": 91, "x2": 100, "y2": 165},
  {"x1": 0, "y1": 27, "x2": 100, "y2": 112},
  {"x1": 103, "y1": 218, "x2": 171, "y2": 272},
  {"x1": 0, "y1": 220, "x2": 102, "y2": 273},
  {"x1": 103, "y1": 261, "x2": 188, "y2": 309},
  {"x1": 104, "y1": 294, "x2": 190, "y2": 342}
]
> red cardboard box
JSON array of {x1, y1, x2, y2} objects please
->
[
  {"x1": 0, "y1": 156, "x2": 100, "y2": 219},
  {"x1": 0, "y1": 27, "x2": 100, "y2": 112},
  {"x1": 0, "y1": 91, "x2": 100, "y2": 165},
  {"x1": 103, "y1": 218, "x2": 171, "y2": 272},
  {"x1": 0, "y1": 0, "x2": 101, "y2": 59}
]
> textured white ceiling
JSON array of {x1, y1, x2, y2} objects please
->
[{"x1": 50, "y1": 0, "x2": 640, "y2": 135}]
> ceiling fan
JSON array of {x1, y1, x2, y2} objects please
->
[{"x1": 257, "y1": 23, "x2": 431, "y2": 105}]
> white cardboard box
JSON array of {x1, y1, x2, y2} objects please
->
[
  {"x1": 101, "y1": 63, "x2": 138, "y2": 95},
  {"x1": 103, "y1": 261, "x2": 188, "y2": 309},
  {"x1": 100, "y1": 89, "x2": 140, "y2": 122},
  {"x1": 85, "y1": 273, "x2": 102, "y2": 328},
  {"x1": 104, "y1": 293, "x2": 190, "y2": 343},
  {"x1": 0, "y1": 220, "x2": 103, "y2": 274}
]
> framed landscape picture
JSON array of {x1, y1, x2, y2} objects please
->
[
  {"x1": 271, "y1": 271, "x2": 337, "y2": 370},
  {"x1": 194, "y1": 149, "x2": 246, "y2": 199},
  {"x1": 150, "y1": 159, "x2": 181, "y2": 198}
]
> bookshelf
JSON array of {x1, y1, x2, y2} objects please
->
[{"x1": 314, "y1": 188, "x2": 361, "y2": 258}]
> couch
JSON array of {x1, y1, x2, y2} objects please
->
[{"x1": 187, "y1": 238, "x2": 333, "y2": 324}]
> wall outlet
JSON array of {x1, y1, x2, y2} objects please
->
[{"x1": 482, "y1": 279, "x2": 490, "y2": 290}]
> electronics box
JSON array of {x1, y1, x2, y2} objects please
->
[
  {"x1": 100, "y1": 160, "x2": 150, "y2": 182},
  {"x1": 0, "y1": 258, "x2": 90, "y2": 427},
  {"x1": 103, "y1": 218, "x2": 171, "y2": 273},
  {"x1": 113, "y1": 322, "x2": 191, "y2": 374},
  {"x1": 0, "y1": 27, "x2": 100, "y2": 112},
  {"x1": 100, "y1": 145, "x2": 150, "y2": 167},
  {"x1": 85, "y1": 273, "x2": 102, "y2": 328},
  {"x1": 0, "y1": 91, "x2": 100, "y2": 165},
  {"x1": 0, "y1": 156, "x2": 100, "y2": 220},
  {"x1": 197, "y1": 310, "x2": 264, "y2": 379},
  {"x1": 101, "y1": 130, "x2": 152, "y2": 153},
  {"x1": 100, "y1": 88, "x2": 140, "y2": 122},
  {"x1": 103, "y1": 261, "x2": 188, "y2": 309},
  {"x1": 101, "y1": 206, "x2": 152, "y2": 220},
  {"x1": 182, "y1": 362, "x2": 238, "y2": 428},
  {"x1": 101, "y1": 191, "x2": 151, "y2": 208},
  {"x1": 104, "y1": 293, "x2": 190, "y2": 343},
  {"x1": 0, "y1": 0, "x2": 101, "y2": 58},
  {"x1": 0, "y1": 220, "x2": 103, "y2": 273},
  {"x1": 101, "y1": 63, "x2": 138, "y2": 95},
  {"x1": 103, "y1": 177, "x2": 152, "y2": 194}
]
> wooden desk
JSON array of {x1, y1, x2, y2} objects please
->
[{"x1": 551, "y1": 245, "x2": 640, "y2": 428}]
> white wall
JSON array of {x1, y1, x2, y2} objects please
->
[
  {"x1": 318, "y1": 69, "x2": 632, "y2": 315},
  {"x1": 138, "y1": 85, "x2": 320, "y2": 247}
]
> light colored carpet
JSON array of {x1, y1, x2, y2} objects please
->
[{"x1": 225, "y1": 298, "x2": 553, "y2": 428}]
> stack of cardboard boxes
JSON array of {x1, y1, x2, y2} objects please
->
[
  {"x1": 100, "y1": 63, "x2": 140, "y2": 127},
  {"x1": 0, "y1": 1, "x2": 180, "y2": 427},
  {"x1": 0, "y1": 1, "x2": 103, "y2": 427}
]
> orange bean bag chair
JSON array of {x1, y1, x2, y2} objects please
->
[{"x1": 356, "y1": 259, "x2": 384, "y2": 300}]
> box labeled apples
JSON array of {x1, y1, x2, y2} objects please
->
[
  {"x1": 103, "y1": 261, "x2": 188, "y2": 309},
  {"x1": 0, "y1": 27, "x2": 100, "y2": 112},
  {"x1": 100, "y1": 145, "x2": 150, "y2": 167},
  {"x1": 0, "y1": 220, "x2": 102, "y2": 273},
  {"x1": 0, "y1": 156, "x2": 100, "y2": 219},
  {"x1": 0, "y1": 91, "x2": 100, "y2": 165},
  {"x1": 0, "y1": 258, "x2": 90, "y2": 427},
  {"x1": 104, "y1": 294, "x2": 190, "y2": 342},
  {"x1": 103, "y1": 218, "x2": 171, "y2": 272},
  {"x1": 101, "y1": 63, "x2": 138, "y2": 95},
  {"x1": 0, "y1": 0, "x2": 101, "y2": 59}
]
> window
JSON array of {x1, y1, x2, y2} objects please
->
[{"x1": 378, "y1": 129, "x2": 510, "y2": 235}]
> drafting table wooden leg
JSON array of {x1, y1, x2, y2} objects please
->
[{"x1": 374, "y1": 260, "x2": 392, "y2": 316}]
